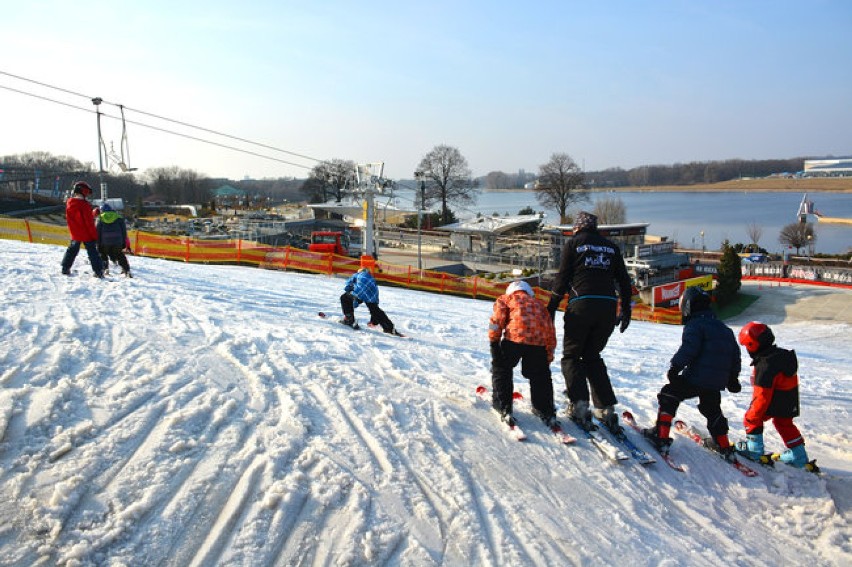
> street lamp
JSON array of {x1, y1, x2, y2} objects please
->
[{"x1": 700, "y1": 230, "x2": 705, "y2": 253}]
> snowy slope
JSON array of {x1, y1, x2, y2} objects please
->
[{"x1": 0, "y1": 240, "x2": 849, "y2": 567}]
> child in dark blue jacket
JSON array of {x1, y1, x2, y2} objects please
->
[
  {"x1": 96, "y1": 203, "x2": 132, "y2": 277},
  {"x1": 643, "y1": 287, "x2": 742, "y2": 458}
]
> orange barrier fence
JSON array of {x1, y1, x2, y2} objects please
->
[{"x1": 2, "y1": 217, "x2": 682, "y2": 323}]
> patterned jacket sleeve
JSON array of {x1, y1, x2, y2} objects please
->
[{"x1": 488, "y1": 297, "x2": 509, "y2": 343}]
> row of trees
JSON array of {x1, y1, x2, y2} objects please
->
[{"x1": 586, "y1": 158, "x2": 806, "y2": 188}]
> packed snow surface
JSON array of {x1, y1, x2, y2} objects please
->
[{"x1": 0, "y1": 240, "x2": 849, "y2": 566}]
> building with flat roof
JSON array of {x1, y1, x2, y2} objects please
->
[{"x1": 803, "y1": 159, "x2": 852, "y2": 177}]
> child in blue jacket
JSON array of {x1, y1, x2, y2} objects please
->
[
  {"x1": 340, "y1": 268, "x2": 401, "y2": 336},
  {"x1": 643, "y1": 287, "x2": 742, "y2": 458}
]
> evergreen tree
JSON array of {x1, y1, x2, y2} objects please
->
[{"x1": 715, "y1": 241, "x2": 742, "y2": 306}]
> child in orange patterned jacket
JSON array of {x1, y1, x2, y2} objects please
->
[{"x1": 488, "y1": 280, "x2": 558, "y2": 427}]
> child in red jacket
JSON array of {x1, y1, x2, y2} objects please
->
[
  {"x1": 736, "y1": 321, "x2": 813, "y2": 469},
  {"x1": 61, "y1": 181, "x2": 105, "y2": 278}
]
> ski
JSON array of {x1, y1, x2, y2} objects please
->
[
  {"x1": 546, "y1": 420, "x2": 579, "y2": 445},
  {"x1": 366, "y1": 323, "x2": 408, "y2": 338},
  {"x1": 622, "y1": 411, "x2": 684, "y2": 472},
  {"x1": 568, "y1": 420, "x2": 629, "y2": 463},
  {"x1": 500, "y1": 389, "x2": 577, "y2": 445},
  {"x1": 592, "y1": 417, "x2": 655, "y2": 465},
  {"x1": 559, "y1": 404, "x2": 628, "y2": 463},
  {"x1": 318, "y1": 311, "x2": 360, "y2": 330},
  {"x1": 674, "y1": 420, "x2": 759, "y2": 477},
  {"x1": 474, "y1": 386, "x2": 527, "y2": 441}
]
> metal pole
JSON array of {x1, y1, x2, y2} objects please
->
[
  {"x1": 92, "y1": 97, "x2": 108, "y2": 202},
  {"x1": 418, "y1": 177, "x2": 425, "y2": 270},
  {"x1": 365, "y1": 184, "x2": 375, "y2": 258}
]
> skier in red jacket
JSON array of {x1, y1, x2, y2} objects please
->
[
  {"x1": 736, "y1": 321, "x2": 812, "y2": 469},
  {"x1": 61, "y1": 181, "x2": 105, "y2": 278}
]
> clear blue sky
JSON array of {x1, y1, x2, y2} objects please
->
[{"x1": 1, "y1": 1, "x2": 850, "y2": 181}]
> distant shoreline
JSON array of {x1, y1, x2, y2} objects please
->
[{"x1": 486, "y1": 177, "x2": 852, "y2": 193}]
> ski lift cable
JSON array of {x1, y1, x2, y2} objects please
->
[
  {"x1": 0, "y1": 83, "x2": 314, "y2": 170},
  {"x1": 0, "y1": 69, "x2": 324, "y2": 164}
]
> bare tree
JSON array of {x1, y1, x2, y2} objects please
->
[
  {"x1": 301, "y1": 158, "x2": 356, "y2": 203},
  {"x1": 484, "y1": 171, "x2": 511, "y2": 190},
  {"x1": 778, "y1": 222, "x2": 816, "y2": 255},
  {"x1": 144, "y1": 166, "x2": 210, "y2": 204},
  {"x1": 416, "y1": 145, "x2": 478, "y2": 225},
  {"x1": 593, "y1": 197, "x2": 627, "y2": 225},
  {"x1": 534, "y1": 153, "x2": 587, "y2": 224},
  {"x1": 745, "y1": 221, "x2": 763, "y2": 252}
]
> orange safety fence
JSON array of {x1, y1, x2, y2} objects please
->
[{"x1": 2, "y1": 217, "x2": 684, "y2": 323}]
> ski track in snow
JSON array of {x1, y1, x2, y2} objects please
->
[{"x1": 0, "y1": 241, "x2": 849, "y2": 566}]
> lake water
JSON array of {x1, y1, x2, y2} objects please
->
[{"x1": 454, "y1": 190, "x2": 851, "y2": 255}]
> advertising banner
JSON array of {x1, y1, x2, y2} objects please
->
[{"x1": 652, "y1": 276, "x2": 713, "y2": 309}]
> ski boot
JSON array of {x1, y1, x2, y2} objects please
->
[
  {"x1": 703, "y1": 436, "x2": 737, "y2": 463},
  {"x1": 593, "y1": 405, "x2": 623, "y2": 435},
  {"x1": 499, "y1": 410, "x2": 518, "y2": 428},
  {"x1": 642, "y1": 427, "x2": 673, "y2": 455},
  {"x1": 774, "y1": 444, "x2": 810, "y2": 468},
  {"x1": 533, "y1": 408, "x2": 561, "y2": 429},
  {"x1": 567, "y1": 400, "x2": 594, "y2": 431}
]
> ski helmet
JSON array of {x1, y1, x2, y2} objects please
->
[
  {"x1": 679, "y1": 286, "x2": 711, "y2": 321},
  {"x1": 738, "y1": 321, "x2": 775, "y2": 354},
  {"x1": 72, "y1": 181, "x2": 93, "y2": 196},
  {"x1": 506, "y1": 280, "x2": 534, "y2": 297}
]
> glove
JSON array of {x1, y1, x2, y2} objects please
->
[
  {"x1": 727, "y1": 375, "x2": 742, "y2": 393},
  {"x1": 546, "y1": 296, "x2": 560, "y2": 321},
  {"x1": 667, "y1": 366, "x2": 682, "y2": 384},
  {"x1": 490, "y1": 341, "x2": 503, "y2": 363},
  {"x1": 616, "y1": 305, "x2": 631, "y2": 333}
]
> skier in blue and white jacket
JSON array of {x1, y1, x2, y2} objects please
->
[{"x1": 340, "y1": 268, "x2": 401, "y2": 335}]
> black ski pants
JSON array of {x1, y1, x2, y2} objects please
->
[
  {"x1": 559, "y1": 298, "x2": 618, "y2": 409},
  {"x1": 99, "y1": 244, "x2": 130, "y2": 273},
  {"x1": 340, "y1": 292, "x2": 395, "y2": 333},
  {"x1": 491, "y1": 340, "x2": 553, "y2": 417},
  {"x1": 658, "y1": 381, "x2": 729, "y2": 439}
]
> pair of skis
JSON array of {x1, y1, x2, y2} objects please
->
[
  {"x1": 622, "y1": 412, "x2": 684, "y2": 472},
  {"x1": 622, "y1": 411, "x2": 759, "y2": 477},
  {"x1": 475, "y1": 386, "x2": 575, "y2": 445},
  {"x1": 317, "y1": 312, "x2": 406, "y2": 337}
]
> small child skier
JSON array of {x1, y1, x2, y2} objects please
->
[
  {"x1": 340, "y1": 267, "x2": 401, "y2": 336},
  {"x1": 488, "y1": 280, "x2": 557, "y2": 428},
  {"x1": 736, "y1": 321, "x2": 813, "y2": 469},
  {"x1": 96, "y1": 203, "x2": 132, "y2": 277},
  {"x1": 643, "y1": 286, "x2": 742, "y2": 458}
]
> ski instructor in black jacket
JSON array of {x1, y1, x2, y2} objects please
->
[{"x1": 547, "y1": 211, "x2": 633, "y2": 433}]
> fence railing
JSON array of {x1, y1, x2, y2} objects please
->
[{"x1": 2, "y1": 216, "x2": 681, "y2": 323}]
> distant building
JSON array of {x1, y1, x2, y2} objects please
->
[{"x1": 803, "y1": 159, "x2": 852, "y2": 177}]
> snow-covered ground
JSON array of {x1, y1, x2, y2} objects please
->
[{"x1": 0, "y1": 239, "x2": 849, "y2": 567}]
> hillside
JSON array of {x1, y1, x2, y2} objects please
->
[{"x1": 0, "y1": 240, "x2": 849, "y2": 566}]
